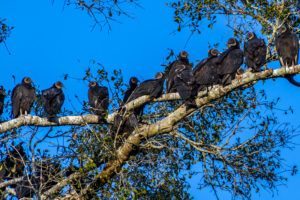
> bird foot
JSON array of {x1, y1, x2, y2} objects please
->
[
  {"x1": 237, "y1": 68, "x2": 245, "y2": 75},
  {"x1": 236, "y1": 74, "x2": 243, "y2": 82},
  {"x1": 245, "y1": 68, "x2": 253, "y2": 73}
]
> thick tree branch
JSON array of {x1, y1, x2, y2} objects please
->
[
  {"x1": 42, "y1": 65, "x2": 300, "y2": 198},
  {"x1": 2, "y1": 65, "x2": 299, "y2": 134},
  {"x1": 0, "y1": 90, "x2": 193, "y2": 133}
]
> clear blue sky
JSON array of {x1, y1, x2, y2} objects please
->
[{"x1": 1, "y1": 1, "x2": 300, "y2": 199}]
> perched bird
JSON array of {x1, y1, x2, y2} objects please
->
[
  {"x1": 0, "y1": 86, "x2": 6, "y2": 115},
  {"x1": 88, "y1": 82, "x2": 109, "y2": 117},
  {"x1": 275, "y1": 25, "x2": 300, "y2": 87},
  {"x1": 123, "y1": 77, "x2": 139, "y2": 104},
  {"x1": 11, "y1": 77, "x2": 36, "y2": 118},
  {"x1": 127, "y1": 72, "x2": 165, "y2": 117},
  {"x1": 113, "y1": 72, "x2": 165, "y2": 138},
  {"x1": 167, "y1": 51, "x2": 196, "y2": 106},
  {"x1": 193, "y1": 49, "x2": 221, "y2": 92},
  {"x1": 244, "y1": 32, "x2": 267, "y2": 72},
  {"x1": 276, "y1": 25, "x2": 299, "y2": 67},
  {"x1": 42, "y1": 81, "x2": 65, "y2": 121},
  {"x1": 113, "y1": 77, "x2": 140, "y2": 136},
  {"x1": 217, "y1": 38, "x2": 244, "y2": 86}
]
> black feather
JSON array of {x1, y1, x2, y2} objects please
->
[
  {"x1": 276, "y1": 26, "x2": 300, "y2": 87},
  {"x1": 217, "y1": 39, "x2": 244, "y2": 86},
  {"x1": 0, "y1": 86, "x2": 5, "y2": 116},
  {"x1": 193, "y1": 49, "x2": 220, "y2": 92},
  {"x1": 11, "y1": 77, "x2": 36, "y2": 118},
  {"x1": 244, "y1": 33, "x2": 267, "y2": 72},
  {"x1": 127, "y1": 73, "x2": 165, "y2": 116},
  {"x1": 88, "y1": 82, "x2": 109, "y2": 116},
  {"x1": 167, "y1": 55, "x2": 195, "y2": 100},
  {"x1": 42, "y1": 83, "x2": 65, "y2": 121}
]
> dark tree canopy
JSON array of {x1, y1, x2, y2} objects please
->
[{"x1": 0, "y1": 1, "x2": 300, "y2": 200}]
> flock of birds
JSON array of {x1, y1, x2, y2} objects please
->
[
  {"x1": 0, "y1": 26, "x2": 299, "y2": 128},
  {"x1": 0, "y1": 25, "x2": 298, "y2": 199}
]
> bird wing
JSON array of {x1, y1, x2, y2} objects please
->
[
  {"x1": 175, "y1": 63, "x2": 194, "y2": 85},
  {"x1": 166, "y1": 61, "x2": 176, "y2": 92},
  {"x1": 42, "y1": 88, "x2": 52, "y2": 104},
  {"x1": 98, "y1": 87, "x2": 109, "y2": 109},
  {"x1": 42, "y1": 88, "x2": 58, "y2": 105},
  {"x1": 88, "y1": 88, "x2": 98, "y2": 107},
  {"x1": 291, "y1": 33, "x2": 299, "y2": 64},
  {"x1": 193, "y1": 58, "x2": 209, "y2": 74},
  {"x1": 123, "y1": 89, "x2": 132, "y2": 104},
  {"x1": 216, "y1": 47, "x2": 233, "y2": 64},
  {"x1": 218, "y1": 49, "x2": 243, "y2": 75},
  {"x1": 53, "y1": 91, "x2": 65, "y2": 109},
  {"x1": 244, "y1": 41, "x2": 253, "y2": 59},
  {"x1": 126, "y1": 79, "x2": 153, "y2": 103},
  {"x1": 254, "y1": 39, "x2": 267, "y2": 65},
  {"x1": 149, "y1": 79, "x2": 165, "y2": 98},
  {"x1": 11, "y1": 85, "x2": 23, "y2": 117}
]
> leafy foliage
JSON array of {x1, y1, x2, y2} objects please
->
[{"x1": 0, "y1": 19, "x2": 13, "y2": 44}]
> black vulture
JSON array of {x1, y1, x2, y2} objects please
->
[
  {"x1": 193, "y1": 49, "x2": 221, "y2": 92},
  {"x1": 113, "y1": 72, "x2": 164, "y2": 138},
  {"x1": 217, "y1": 38, "x2": 244, "y2": 86},
  {"x1": 11, "y1": 77, "x2": 36, "y2": 118},
  {"x1": 42, "y1": 81, "x2": 65, "y2": 121},
  {"x1": 167, "y1": 51, "x2": 195, "y2": 99},
  {"x1": 126, "y1": 72, "x2": 165, "y2": 117},
  {"x1": 113, "y1": 77, "x2": 139, "y2": 135},
  {"x1": 166, "y1": 51, "x2": 196, "y2": 108},
  {"x1": 88, "y1": 82, "x2": 109, "y2": 116},
  {"x1": 244, "y1": 32, "x2": 267, "y2": 72},
  {"x1": 0, "y1": 86, "x2": 6, "y2": 115},
  {"x1": 123, "y1": 77, "x2": 139, "y2": 104},
  {"x1": 275, "y1": 25, "x2": 300, "y2": 87},
  {"x1": 0, "y1": 142, "x2": 27, "y2": 180},
  {"x1": 276, "y1": 25, "x2": 299, "y2": 67}
]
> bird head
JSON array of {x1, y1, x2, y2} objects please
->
[
  {"x1": 89, "y1": 81, "x2": 98, "y2": 88},
  {"x1": 227, "y1": 38, "x2": 239, "y2": 48},
  {"x1": 246, "y1": 32, "x2": 256, "y2": 41},
  {"x1": 208, "y1": 49, "x2": 220, "y2": 57},
  {"x1": 129, "y1": 77, "x2": 139, "y2": 86},
  {"x1": 54, "y1": 81, "x2": 64, "y2": 89},
  {"x1": 22, "y1": 77, "x2": 32, "y2": 85},
  {"x1": 155, "y1": 72, "x2": 164, "y2": 79},
  {"x1": 179, "y1": 51, "x2": 189, "y2": 60}
]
